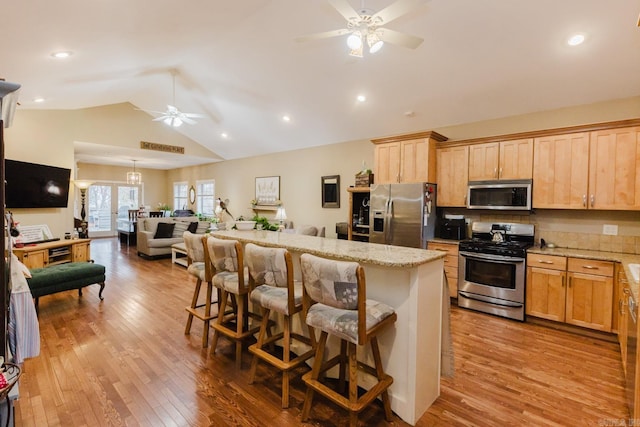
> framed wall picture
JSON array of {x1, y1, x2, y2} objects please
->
[
  {"x1": 321, "y1": 175, "x2": 340, "y2": 208},
  {"x1": 255, "y1": 176, "x2": 280, "y2": 205}
]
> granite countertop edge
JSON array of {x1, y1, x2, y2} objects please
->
[{"x1": 210, "y1": 230, "x2": 445, "y2": 268}]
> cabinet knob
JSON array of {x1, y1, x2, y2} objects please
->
[
  {"x1": 590, "y1": 194, "x2": 595, "y2": 207},
  {"x1": 582, "y1": 195, "x2": 587, "y2": 207}
]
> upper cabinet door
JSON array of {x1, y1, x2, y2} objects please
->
[
  {"x1": 468, "y1": 142, "x2": 499, "y2": 181},
  {"x1": 533, "y1": 132, "x2": 590, "y2": 209},
  {"x1": 589, "y1": 126, "x2": 640, "y2": 210},
  {"x1": 499, "y1": 138, "x2": 533, "y2": 180},
  {"x1": 374, "y1": 142, "x2": 401, "y2": 184},
  {"x1": 400, "y1": 138, "x2": 437, "y2": 183},
  {"x1": 436, "y1": 145, "x2": 469, "y2": 207}
]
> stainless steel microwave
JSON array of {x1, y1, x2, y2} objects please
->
[{"x1": 467, "y1": 179, "x2": 532, "y2": 210}]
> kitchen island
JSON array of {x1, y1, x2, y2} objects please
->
[{"x1": 210, "y1": 229, "x2": 448, "y2": 425}]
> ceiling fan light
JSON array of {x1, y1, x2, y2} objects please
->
[
  {"x1": 367, "y1": 34, "x2": 384, "y2": 54},
  {"x1": 172, "y1": 117, "x2": 183, "y2": 127},
  {"x1": 347, "y1": 32, "x2": 362, "y2": 50},
  {"x1": 163, "y1": 117, "x2": 172, "y2": 126},
  {"x1": 349, "y1": 45, "x2": 363, "y2": 58}
]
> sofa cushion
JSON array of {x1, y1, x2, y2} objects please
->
[
  {"x1": 154, "y1": 222, "x2": 175, "y2": 239},
  {"x1": 147, "y1": 237, "x2": 183, "y2": 248},
  {"x1": 187, "y1": 221, "x2": 199, "y2": 233},
  {"x1": 172, "y1": 221, "x2": 189, "y2": 238}
]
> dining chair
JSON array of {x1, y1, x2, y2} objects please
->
[
  {"x1": 206, "y1": 236, "x2": 260, "y2": 369},
  {"x1": 299, "y1": 253, "x2": 397, "y2": 427},
  {"x1": 244, "y1": 243, "x2": 315, "y2": 408}
]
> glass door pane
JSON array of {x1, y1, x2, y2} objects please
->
[
  {"x1": 88, "y1": 185, "x2": 113, "y2": 237},
  {"x1": 88, "y1": 183, "x2": 141, "y2": 238}
]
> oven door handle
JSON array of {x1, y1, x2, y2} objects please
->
[
  {"x1": 458, "y1": 291, "x2": 524, "y2": 308},
  {"x1": 459, "y1": 251, "x2": 525, "y2": 264}
]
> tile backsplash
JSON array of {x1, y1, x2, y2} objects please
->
[{"x1": 442, "y1": 209, "x2": 640, "y2": 255}]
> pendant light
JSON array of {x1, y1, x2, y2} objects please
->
[{"x1": 127, "y1": 160, "x2": 142, "y2": 185}]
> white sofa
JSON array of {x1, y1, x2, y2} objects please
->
[{"x1": 137, "y1": 217, "x2": 210, "y2": 258}]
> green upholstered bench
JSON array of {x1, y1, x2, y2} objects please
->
[{"x1": 27, "y1": 261, "x2": 106, "y2": 312}]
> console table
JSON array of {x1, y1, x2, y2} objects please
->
[{"x1": 13, "y1": 239, "x2": 91, "y2": 269}]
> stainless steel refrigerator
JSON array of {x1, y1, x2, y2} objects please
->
[{"x1": 369, "y1": 182, "x2": 437, "y2": 249}]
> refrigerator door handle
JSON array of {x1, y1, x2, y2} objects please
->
[{"x1": 385, "y1": 199, "x2": 393, "y2": 244}]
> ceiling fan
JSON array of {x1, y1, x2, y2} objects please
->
[
  {"x1": 137, "y1": 72, "x2": 204, "y2": 127},
  {"x1": 295, "y1": 0, "x2": 426, "y2": 57}
]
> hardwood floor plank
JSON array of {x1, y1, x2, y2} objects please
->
[{"x1": 13, "y1": 238, "x2": 630, "y2": 426}]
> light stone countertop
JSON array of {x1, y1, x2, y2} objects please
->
[
  {"x1": 209, "y1": 230, "x2": 445, "y2": 268},
  {"x1": 527, "y1": 246, "x2": 640, "y2": 301}
]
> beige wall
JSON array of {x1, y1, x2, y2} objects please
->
[
  {"x1": 166, "y1": 139, "x2": 373, "y2": 237},
  {"x1": 4, "y1": 95, "x2": 640, "y2": 244}
]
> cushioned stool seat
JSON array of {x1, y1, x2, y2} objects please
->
[{"x1": 27, "y1": 262, "x2": 106, "y2": 312}]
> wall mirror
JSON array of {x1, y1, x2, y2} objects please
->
[
  {"x1": 321, "y1": 175, "x2": 340, "y2": 208},
  {"x1": 189, "y1": 185, "x2": 196, "y2": 204}
]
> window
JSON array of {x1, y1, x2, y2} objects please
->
[
  {"x1": 173, "y1": 182, "x2": 188, "y2": 210},
  {"x1": 197, "y1": 179, "x2": 215, "y2": 217}
]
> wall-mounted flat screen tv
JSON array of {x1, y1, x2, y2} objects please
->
[{"x1": 4, "y1": 159, "x2": 71, "y2": 208}]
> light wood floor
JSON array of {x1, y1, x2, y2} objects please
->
[{"x1": 14, "y1": 238, "x2": 629, "y2": 426}]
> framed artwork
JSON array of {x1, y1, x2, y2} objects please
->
[
  {"x1": 321, "y1": 175, "x2": 340, "y2": 208},
  {"x1": 255, "y1": 176, "x2": 280, "y2": 205}
]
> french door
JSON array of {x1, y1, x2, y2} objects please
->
[{"x1": 87, "y1": 183, "x2": 141, "y2": 237}]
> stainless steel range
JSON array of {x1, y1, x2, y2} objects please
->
[{"x1": 458, "y1": 222, "x2": 535, "y2": 321}]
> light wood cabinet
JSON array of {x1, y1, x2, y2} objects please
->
[
  {"x1": 436, "y1": 145, "x2": 469, "y2": 207},
  {"x1": 526, "y1": 254, "x2": 567, "y2": 322},
  {"x1": 372, "y1": 131, "x2": 447, "y2": 184},
  {"x1": 533, "y1": 132, "x2": 590, "y2": 209},
  {"x1": 566, "y1": 257, "x2": 614, "y2": 331},
  {"x1": 19, "y1": 249, "x2": 47, "y2": 269},
  {"x1": 526, "y1": 254, "x2": 614, "y2": 332},
  {"x1": 468, "y1": 139, "x2": 533, "y2": 181},
  {"x1": 14, "y1": 239, "x2": 92, "y2": 269},
  {"x1": 588, "y1": 126, "x2": 640, "y2": 210},
  {"x1": 533, "y1": 126, "x2": 640, "y2": 210},
  {"x1": 428, "y1": 241, "x2": 459, "y2": 298},
  {"x1": 72, "y1": 241, "x2": 91, "y2": 262}
]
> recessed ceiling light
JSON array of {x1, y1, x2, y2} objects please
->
[
  {"x1": 282, "y1": 115, "x2": 291, "y2": 122},
  {"x1": 221, "y1": 132, "x2": 228, "y2": 138},
  {"x1": 567, "y1": 34, "x2": 585, "y2": 46},
  {"x1": 33, "y1": 97, "x2": 45, "y2": 103},
  {"x1": 357, "y1": 95, "x2": 366, "y2": 102},
  {"x1": 51, "y1": 51, "x2": 73, "y2": 59}
]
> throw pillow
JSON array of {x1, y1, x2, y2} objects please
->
[
  {"x1": 187, "y1": 221, "x2": 198, "y2": 233},
  {"x1": 154, "y1": 222, "x2": 176, "y2": 239},
  {"x1": 172, "y1": 221, "x2": 188, "y2": 238}
]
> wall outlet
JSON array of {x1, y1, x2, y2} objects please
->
[{"x1": 603, "y1": 224, "x2": 618, "y2": 235}]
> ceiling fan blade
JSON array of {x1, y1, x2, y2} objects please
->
[
  {"x1": 135, "y1": 108, "x2": 168, "y2": 115},
  {"x1": 152, "y1": 116, "x2": 169, "y2": 122},
  {"x1": 377, "y1": 28, "x2": 424, "y2": 49},
  {"x1": 372, "y1": 0, "x2": 426, "y2": 25},
  {"x1": 295, "y1": 28, "x2": 350, "y2": 43},
  {"x1": 180, "y1": 117, "x2": 198, "y2": 125},
  {"x1": 328, "y1": 0, "x2": 360, "y2": 22},
  {"x1": 182, "y1": 112, "x2": 205, "y2": 118}
]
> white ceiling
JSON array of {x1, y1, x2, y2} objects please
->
[{"x1": 3, "y1": 0, "x2": 640, "y2": 169}]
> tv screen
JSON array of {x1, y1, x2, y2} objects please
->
[{"x1": 4, "y1": 159, "x2": 71, "y2": 208}]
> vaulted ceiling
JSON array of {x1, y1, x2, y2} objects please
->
[{"x1": 3, "y1": 0, "x2": 639, "y2": 169}]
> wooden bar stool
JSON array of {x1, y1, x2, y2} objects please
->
[
  {"x1": 206, "y1": 236, "x2": 260, "y2": 369},
  {"x1": 300, "y1": 253, "x2": 397, "y2": 427},
  {"x1": 183, "y1": 231, "x2": 217, "y2": 348},
  {"x1": 244, "y1": 243, "x2": 315, "y2": 408}
]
